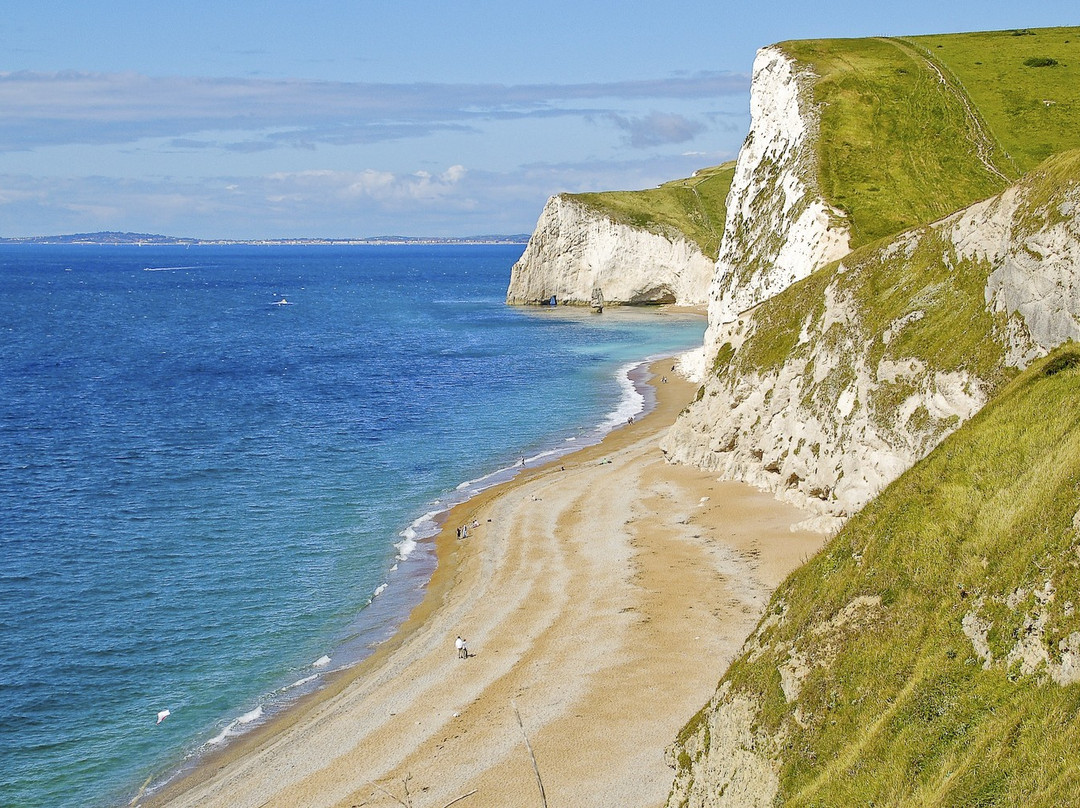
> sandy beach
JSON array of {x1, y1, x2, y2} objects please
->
[{"x1": 145, "y1": 360, "x2": 825, "y2": 808}]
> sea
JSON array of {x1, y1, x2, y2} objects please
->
[{"x1": 0, "y1": 244, "x2": 706, "y2": 808}]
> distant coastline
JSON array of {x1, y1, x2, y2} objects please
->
[{"x1": 0, "y1": 231, "x2": 531, "y2": 246}]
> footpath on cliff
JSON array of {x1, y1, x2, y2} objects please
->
[{"x1": 144, "y1": 360, "x2": 825, "y2": 808}]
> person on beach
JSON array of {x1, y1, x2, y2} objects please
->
[{"x1": 455, "y1": 635, "x2": 468, "y2": 659}]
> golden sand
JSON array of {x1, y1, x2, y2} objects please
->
[{"x1": 146, "y1": 360, "x2": 824, "y2": 808}]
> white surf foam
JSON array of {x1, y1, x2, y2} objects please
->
[
  {"x1": 283, "y1": 674, "x2": 320, "y2": 691},
  {"x1": 596, "y1": 361, "x2": 646, "y2": 434},
  {"x1": 207, "y1": 706, "x2": 264, "y2": 746},
  {"x1": 396, "y1": 509, "x2": 441, "y2": 560}
]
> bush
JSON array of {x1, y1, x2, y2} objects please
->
[
  {"x1": 1043, "y1": 349, "x2": 1080, "y2": 376},
  {"x1": 1024, "y1": 56, "x2": 1060, "y2": 67}
]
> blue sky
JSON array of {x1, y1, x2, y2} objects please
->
[{"x1": 0, "y1": 1, "x2": 1076, "y2": 238}]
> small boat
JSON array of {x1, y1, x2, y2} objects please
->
[
  {"x1": 590, "y1": 287, "x2": 604, "y2": 313},
  {"x1": 271, "y1": 298, "x2": 290, "y2": 306}
]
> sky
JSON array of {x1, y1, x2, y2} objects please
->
[{"x1": 0, "y1": 1, "x2": 1076, "y2": 239}]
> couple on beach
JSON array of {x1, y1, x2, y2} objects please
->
[
  {"x1": 455, "y1": 635, "x2": 469, "y2": 659},
  {"x1": 456, "y1": 519, "x2": 480, "y2": 539}
]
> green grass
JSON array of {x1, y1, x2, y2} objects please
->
[
  {"x1": 908, "y1": 27, "x2": 1080, "y2": 173},
  {"x1": 707, "y1": 345, "x2": 1080, "y2": 806},
  {"x1": 777, "y1": 27, "x2": 1080, "y2": 250},
  {"x1": 567, "y1": 162, "x2": 735, "y2": 260},
  {"x1": 780, "y1": 36, "x2": 1011, "y2": 248}
]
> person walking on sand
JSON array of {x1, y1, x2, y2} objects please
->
[{"x1": 455, "y1": 635, "x2": 468, "y2": 659}]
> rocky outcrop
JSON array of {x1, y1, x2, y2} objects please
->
[
  {"x1": 957, "y1": 174, "x2": 1080, "y2": 364},
  {"x1": 663, "y1": 151, "x2": 1080, "y2": 531},
  {"x1": 705, "y1": 46, "x2": 850, "y2": 346},
  {"x1": 505, "y1": 195, "x2": 715, "y2": 306},
  {"x1": 666, "y1": 684, "x2": 779, "y2": 808}
]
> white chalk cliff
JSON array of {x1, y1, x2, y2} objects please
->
[
  {"x1": 507, "y1": 42, "x2": 1080, "y2": 538},
  {"x1": 663, "y1": 152, "x2": 1080, "y2": 533},
  {"x1": 505, "y1": 195, "x2": 716, "y2": 306},
  {"x1": 705, "y1": 46, "x2": 850, "y2": 346}
]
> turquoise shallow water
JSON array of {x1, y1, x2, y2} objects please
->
[{"x1": 0, "y1": 244, "x2": 705, "y2": 807}]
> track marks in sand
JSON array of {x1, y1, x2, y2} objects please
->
[{"x1": 152, "y1": 366, "x2": 826, "y2": 808}]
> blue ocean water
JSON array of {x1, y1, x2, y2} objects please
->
[{"x1": 0, "y1": 244, "x2": 705, "y2": 808}]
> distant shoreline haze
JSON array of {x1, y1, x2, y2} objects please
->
[{"x1": 0, "y1": 231, "x2": 531, "y2": 246}]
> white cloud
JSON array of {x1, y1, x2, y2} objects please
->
[
  {"x1": 263, "y1": 165, "x2": 468, "y2": 207},
  {"x1": 0, "y1": 147, "x2": 739, "y2": 239}
]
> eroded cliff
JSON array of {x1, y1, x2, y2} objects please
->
[
  {"x1": 664, "y1": 152, "x2": 1080, "y2": 530},
  {"x1": 705, "y1": 46, "x2": 850, "y2": 336},
  {"x1": 506, "y1": 195, "x2": 718, "y2": 305}
]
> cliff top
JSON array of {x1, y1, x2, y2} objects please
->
[
  {"x1": 778, "y1": 26, "x2": 1080, "y2": 247},
  {"x1": 565, "y1": 162, "x2": 735, "y2": 260}
]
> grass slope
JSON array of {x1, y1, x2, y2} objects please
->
[
  {"x1": 567, "y1": 162, "x2": 735, "y2": 260},
  {"x1": 781, "y1": 26, "x2": 1080, "y2": 249},
  {"x1": 909, "y1": 27, "x2": 1080, "y2": 173},
  {"x1": 780, "y1": 36, "x2": 1010, "y2": 248},
  {"x1": 695, "y1": 344, "x2": 1080, "y2": 806}
]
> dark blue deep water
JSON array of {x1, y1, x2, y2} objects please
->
[{"x1": 0, "y1": 244, "x2": 705, "y2": 807}]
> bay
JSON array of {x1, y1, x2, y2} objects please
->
[{"x1": 0, "y1": 244, "x2": 705, "y2": 807}]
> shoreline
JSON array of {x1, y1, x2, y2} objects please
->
[
  {"x1": 142, "y1": 358, "x2": 826, "y2": 808},
  {"x1": 134, "y1": 351, "x2": 676, "y2": 802}
]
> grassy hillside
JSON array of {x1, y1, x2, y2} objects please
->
[
  {"x1": 567, "y1": 162, "x2": 735, "y2": 260},
  {"x1": 910, "y1": 27, "x2": 1080, "y2": 173},
  {"x1": 780, "y1": 26, "x2": 1080, "y2": 249},
  {"x1": 780, "y1": 36, "x2": 1010, "y2": 248},
  {"x1": 674, "y1": 344, "x2": 1080, "y2": 806},
  {"x1": 663, "y1": 30, "x2": 1080, "y2": 807}
]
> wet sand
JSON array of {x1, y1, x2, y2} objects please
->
[{"x1": 145, "y1": 361, "x2": 825, "y2": 808}]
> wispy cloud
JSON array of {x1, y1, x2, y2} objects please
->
[
  {"x1": 608, "y1": 112, "x2": 707, "y2": 148},
  {"x1": 0, "y1": 69, "x2": 750, "y2": 151}
]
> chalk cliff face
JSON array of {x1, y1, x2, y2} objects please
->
[
  {"x1": 663, "y1": 152, "x2": 1080, "y2": 533},
  {"x1": 505, "y1": 195, "x2": 716, "y2": 306},
  {"x1": 705, "y1": 46, "x2": 850, "y2": 345},
  {"x1": 506, "y1": 42, "x2": 1080, "y2": 536}
]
